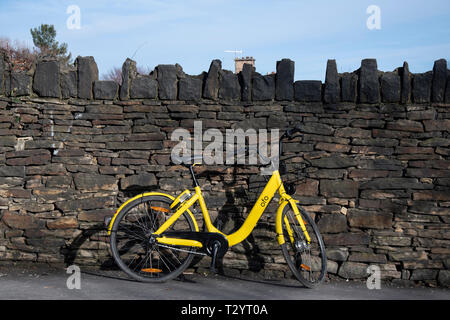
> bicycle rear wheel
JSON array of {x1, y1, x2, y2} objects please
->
[
  {"x1": 110, "y1": 195, "x2": 196, "y2": 282},
  {"x1": 280, "y1": 204, "x2": 327, "y2": 288}
]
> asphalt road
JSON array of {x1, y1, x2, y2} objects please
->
[{"x1": 0, "y1": 264, "x2": 448, "y2": 300}]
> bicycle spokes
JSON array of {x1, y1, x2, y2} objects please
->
[
  {"x1": 281, "y1": 205, "x2": 327, "y2": 287},
  {"x1": 111, "y1": 197, "x2": 197, "y2": 282}
]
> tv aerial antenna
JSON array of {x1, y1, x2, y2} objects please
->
[{"x1": 224, "y1": 50, "x2": 243, "y2": 59}]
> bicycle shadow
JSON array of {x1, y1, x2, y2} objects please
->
[
  {"x1": 62, "y1": 186, "x2": 158, "y2": 272},
  {"x1": 192, "y1": 165, "x2": 268, "y2": 275},
  {"x1": 62, "y1": 226, "x2": 117, "y2": 271}
]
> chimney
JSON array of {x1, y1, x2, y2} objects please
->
[{"x1": 234, "y1": 56, "x2": 255, "y2": 74}]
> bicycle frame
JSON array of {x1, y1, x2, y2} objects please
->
[{"x1": 153, "y1": 169, "x2": 311, "y2": 249}]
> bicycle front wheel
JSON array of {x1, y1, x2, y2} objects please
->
[
  {"x1": 280, "y1": 204, "x2": 327, "y2": 288},
  {"x1": 110, "y1": 195, "x2": 196, "y2": 282}
]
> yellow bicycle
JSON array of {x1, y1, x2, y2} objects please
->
[{"x1": 105, "y1": 126, "x2": 327, "y2": 288}]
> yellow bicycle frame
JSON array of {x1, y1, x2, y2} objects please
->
[
  {"x1": 149, "y1": 170, "x2": 311, "y2": 249},
  {"x1": 106, "y1": 192, "x2": 199, "y2": 235}
]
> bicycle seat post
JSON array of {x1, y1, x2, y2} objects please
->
[{"x1": 189, "y1": 165, "x2": 199, "y2": 187}]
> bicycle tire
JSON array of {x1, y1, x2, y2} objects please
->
[
  {"x1": 280, "y1": 203, "x2": 327, "y2": 288},
  {"x1": 110, "y1": 195, "x2": 196, "y2": 282}
]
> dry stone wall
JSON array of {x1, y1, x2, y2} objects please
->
[{"x1": 0, "y1": 53, "x2": 449, "y2": 287}]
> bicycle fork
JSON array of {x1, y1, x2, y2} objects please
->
[{"x1": 275, "y1": 196, "x2": 311, "y2": 246}]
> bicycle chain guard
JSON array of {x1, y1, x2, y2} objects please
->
[{"x1": 160, "y1": 231, "x2": 229, "y2": 258}]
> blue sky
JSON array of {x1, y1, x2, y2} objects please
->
[{"x1": 1, "y1": 0, "x2": 449, "y2": 81}]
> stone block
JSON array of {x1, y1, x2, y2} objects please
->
[
  {"x1": 73, "y1": 173, "x2": 117, "y2": 191},
  {"x1": 388, "y1": 250, "x2": 427, "y2": 262},
  {"x1": 412, "y1": 190, "x2": 450, "y2": 201},
  {"x1": 359, "y1": 59, "x2": 380, "y2": 103},
  {"x1": 300, "y1": 122, "x2": 334, "y2": 135},
  {"x1": 372, "y1": 235, "x2": 411, "y2": 246},
  {"x1": 338, "y1": 262, "x2": 369, "y2": 279},
  {"x1": 412, "y1": 72, "x2": 432, "y2": 103},
  {"x1": 130, "y1": 75, "x2": 158, "y2": 99},
  {"x1": 5, "y1": 149, "x2": 51, "y2": 166},
  {"x1": 400, "y1": 61, "x2": 411, "y2": 104},
  {"x1": 317, "y1": 214, "x2": 348, "y2": 233},
  {"x1": 438, "y1": 270, "x2": 450, "y2": 287},
  {"x1": 431, "y1": 59, "x2": 447, "y2": 102},
  {"x1": 33, "y1": 60, "x2": 61, "y2": 98},
  {"x1": 275, "y1": 58, "x2": 294, "y2": 101},
  {"x1": 203, "y1": 59, "x2": 221, "y2": 100},
  {"x1": 349, "y1": 252, "x2": 387, "y2": 264},
  {"x1": 386, "y1": 119, "x2": 423, "y2": 132},
  {"x1": 326, "y1": 248, "x2": 349, "y2": 262},
  {"x1": 341, "y1": 72, "x2": 357, "y2": 102},
  {"x1": 178, "y1": 76, "x2": 202, "y2": 101},
  {"x1": 446, "y1": 73, "x2": 450, "y2": 103},
  {"x1": 316, "y1": 142, "x2": 351, "y2": 153},
  {"x1": 335, "y1": 127, "x2": 371, "y2": 138},
  {"x1": 419, "y1": 138, "x2": 450, "y2": 147},
  {"x1": 159, "y1": 177, "x2": 190, "y2": 191},
  {"x1": 358, "y1": 158, "x2": 403, "y2": 171},
  {"x1": 55, "y1": 196, "x2": 115, "y2": 212},
  {"x1": 380, "y1": 72, "x2": 400, "y2": 102},
  {"x1": 10, "y1": 72, "x2": 32, "y2": 96},
  {"x1": 423, "y1": 119, "x2": 450, "y2": 132},
  {"x1": 119, "y1": 58, "x2": 137, "y2": 100},
  {"x1": 157, "y1": 64, "x2": 177, "y2": 100},
  {"x1": 120, "y1": 173, "x2": 157, "y2": 190},
  {"x1": 25, "y1": 163, "x2": 66, "y2": 176},
  {"x1": 252, "y1": 72, "x2": 275, "y2": 101},
  {"x1": 324, "y1": 59, "x2": 340, "y2": 103},
  {"x1": 106, "y1": 141, "x2": 163, "y2": 150},
  {"x1": 239, "y1": 63, "x2": 253, "y2": 101},
  {"x1": 294, "y1": 80, "x2": 322, "y2": 102},
  {"x1": 360, "y1": 177, "x2": 428, "y2": 190},
  {"x1": 2, "y1": 211, "x2": 45, "y2": 229},
  {"x1": 320, "y1": 180, "x2": 358, "y2": 198},
  {"x1": 61, "y1": 70, "x2": 77, "y2": 98},
  {"x1": 47, "y1": 217, "x2": 78, "y2": 229},
  {"x1": 46, "y1": 175, "x2": 73, "y2": 188},
  {"x1": 219, "y1": 70, "x2": 241, "y2": 100},
  {"x1": 406, "y1": 109, "x2": 436, "y2": 120},
  {"x1": 93, "y1": 80, "x2": 118, "y2": 100},
  {"x1": 347, "y1": 209, "x2": 392, "y2": 229},
  {"x1": 76, "y1": 56, "x2": 98, "y2": 99},
  {"x1": 295, "y1": 179, "x2": 319, "y2": 196},
  {"x1": 410, "y1": 269, "x2": 438, "y2": 281},
  {"x1": 323, "y1": 233, "x2": 369, "y2": 246},
  {"x1": 310, "y1": 155, "x2": 358, "y2": 169},
  {"x1": 78, "y1": 209, "x2": 115, "y2": 222},
  {"x1": 0, "y1": 135, "x2": 17, "y2": 147}
]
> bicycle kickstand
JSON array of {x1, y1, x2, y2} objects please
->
[{"x1": 209, "y1": 241, "x2": 221, "y2": 274}]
